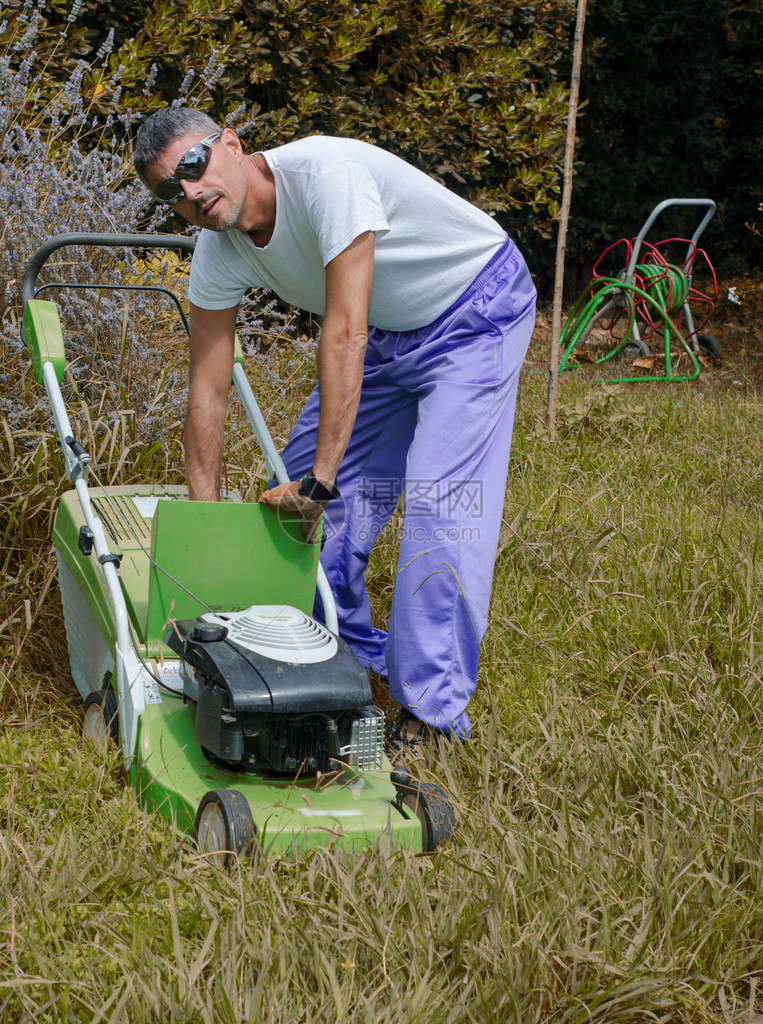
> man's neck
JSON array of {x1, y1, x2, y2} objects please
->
[{"x1": 241, "y1": 152, "x2": 276, "y2": 246}]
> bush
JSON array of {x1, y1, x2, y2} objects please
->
[
  {"x1": 0, "y1": 17, "x2": 306, "y2": 685},
  {"x1": 0, "y1": 0, "x2": 574, "y2": 241},
  {"x1": 224, "y1": 0, "x2": 570, "y2": 226}
]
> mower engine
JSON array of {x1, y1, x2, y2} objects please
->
[{"x1": 165, "y1": 606, "x2": 385, "y2": 776}]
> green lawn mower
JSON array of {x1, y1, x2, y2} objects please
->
[{"x1": 21, "y1": 232, "x2": 455, "y2": 865}]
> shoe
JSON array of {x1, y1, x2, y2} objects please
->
[{"x1": 386, "y1": 706, "x2": 438, "y2": 769}]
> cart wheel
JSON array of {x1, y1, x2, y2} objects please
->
[
  {"x1": 82, "y1": 688, "x2": 119, "y2": 747},
  {"x1": 696, "y1": 333, "x2": 721, "y2": 359},
  {"x1": 619, "y1": 337, "x2": 651, "y2": 362},
  {"x1": 195, "y1": 790, "x2": 257, "y2": 868},
  {"x1": 394, "y1": 777, "x2": 455, "y2": 852}
]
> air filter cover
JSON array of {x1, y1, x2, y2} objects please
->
[{"x1": 202, "y1": 606, "x2": 337, "y2": 665}]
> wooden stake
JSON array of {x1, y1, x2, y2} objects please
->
[{"x1": 546, "y1": 0, "x2": 588, "y2": 432}]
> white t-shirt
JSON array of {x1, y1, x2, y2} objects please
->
[{"x1": 188, "y1": 136, "x2": 507, "y2": 331}]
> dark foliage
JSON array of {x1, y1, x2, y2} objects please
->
[
  {"x1": 2, "y1": 0, "x2": 759, "y2": 290},
  {"x1": 565, "y1": 0, "x2": 762, "y2": 290}
]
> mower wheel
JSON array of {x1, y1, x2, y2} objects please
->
[
  {"x1": 696, "y1": 333, "x2": 721, "y2": 359},
  {"x1": 395, "y1": 778, "x2": 455, "y2": 852},
  {"x1": 82, "y1": 688, "x2": 118, "y2": 747},
  {"x1": 195, "y1": 790, "x2": 256, "y2": 869}
]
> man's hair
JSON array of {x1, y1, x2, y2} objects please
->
[{"x1": 133, "y1": 107, "x2": 222, "y2": 180}]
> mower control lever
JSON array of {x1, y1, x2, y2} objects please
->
[
  {"x1": 65, "y1": 435, "x2": 91, "y2": 466},
  {"x1": 78, "y1": 525, "x2": 94, "y2": 557}
]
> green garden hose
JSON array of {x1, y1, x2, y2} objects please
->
[{"x1": 558, "y1": 270, "x2": 701, "y2": 384}]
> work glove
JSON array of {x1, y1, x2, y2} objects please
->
[{"x1": 258, "y1": 481, "x2": 326, "y2": 545}]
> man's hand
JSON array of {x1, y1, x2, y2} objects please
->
[{"x1": 258, "y1": 481, "x2": 326, "y2": 545}]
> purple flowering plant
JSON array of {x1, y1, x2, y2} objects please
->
[{"x1": 0, "y1": 5, "x2": 312, "y2": 677}]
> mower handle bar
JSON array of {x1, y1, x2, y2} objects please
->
[
  {"x1": 625, "y1": 198, "x2": 716, "y2": 282},
  {"x1": 20, "y1": 231, "x2": 196, "y2": 309},
  {"x1": 20, "y1": 230, "x2": 340, "y2": 634}
]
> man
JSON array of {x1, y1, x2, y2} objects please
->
[{"x1": 133, "y1": 107, "x2": 536, "y2": 765}]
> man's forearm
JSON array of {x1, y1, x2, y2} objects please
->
[
  {"x1": 185, "y1": 302, "x2": 238, "y2": 502},
  {"x1": 312, "y1": 322, "x2": 367, "y2": 484},
  {"x1": 310, "y1": 231, "x2": 375, "y2": 485},
  {"x1": 184, "y1": 386, "x2": 228, "y2": 501}
]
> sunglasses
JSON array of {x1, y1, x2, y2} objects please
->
[{"x1": 151, "y1": 132, "x2": 221, "y2": 204}]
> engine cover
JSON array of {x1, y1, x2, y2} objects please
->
[{"x1": 164, "y1": 607, "x2": 383, "y2": 775}]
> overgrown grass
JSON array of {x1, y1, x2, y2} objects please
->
[
  {"x1": 1, "y1": 361, "x2": 761, "y2": 1023},
  {"x1": 3, "y1": 10, "x2": 759, "y2": 1021}
]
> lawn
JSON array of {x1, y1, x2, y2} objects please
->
[{"x1": 1, "y1": 297, "x2": 761, "y2": 1022}]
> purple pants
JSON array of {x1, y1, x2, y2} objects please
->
[{"x1": 282, "y1": 237, "x2": 536, "y2": 737}]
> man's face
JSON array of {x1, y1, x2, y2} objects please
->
[{"x1": 143, "y1": 129, "x2": 247, "y2": 232}]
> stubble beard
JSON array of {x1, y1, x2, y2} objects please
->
[{"x1": 194, "y1": 191, "x2": 241, "y2": 232}]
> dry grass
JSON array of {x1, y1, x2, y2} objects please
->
[
  {"x1": 0, "y1": 201, "x2": 760, "y2": 1024},
  {"x1": 3, "y1": 309, "x2": 761, "y2": 1021}
]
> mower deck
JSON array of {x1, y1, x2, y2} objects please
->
[{"x1": 132, "y1": 693, "x2": 422, "y2": 852}]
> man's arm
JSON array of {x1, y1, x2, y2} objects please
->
[
  {"x1": 260, "y1": 230, "x2": 375, "y2": 509},
  {"x1": 185, "y1": 301, "x2": 238, "y2": 501},
  {"x1": 313, "y1": 229, "x2": 375, "y2": 484}
]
